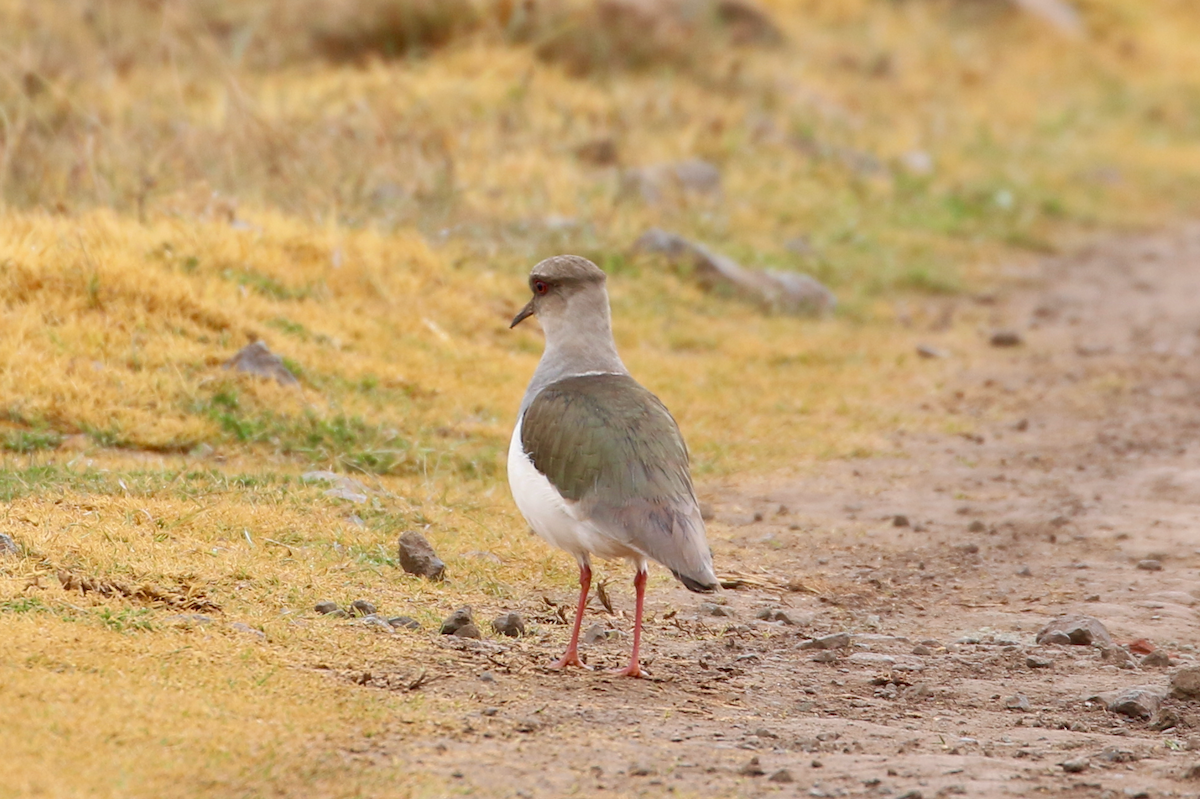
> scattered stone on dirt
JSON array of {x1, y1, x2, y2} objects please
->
[
  {"x1": 440, "y1": 607, "x2": 475, "y2": 635},
  {"x1": 387, "y1": 616, "x2": 421, "y2": 630},
  {"x1": 754, "y1": 607, "x2": 797, "y2": 624},
  {"x1": 700, "y1": 602, "x2": 734, "y2": 617},
  {"x1": 492, "y1": 612, "x2": 526, "y2": 638},
  {"x1": 800, "y1": 632, "x2": 852, "y2": 650},
  {"x1": 1137, "y1": 559, "x2": 1164, "y2": 571},
  {"x1": 1026, "y1": 655, "x2": 1053, "y2": 669},
  {"x1": 892, "y1": 514, "x2": 910, "y2": 527},
  {"x1": 1061, "y1": 758, "x2": 1089, "y2": 774},
  {"x1": 360, "y1": 614, "x2": 395, "y2": 633},
  {"x1": 583, "y1": 623, "x2": 610, "y2": 645},
  {"x1": 633, "y1": 228, "x2": 836, "y2": 316},
  {"x1": 1171, "y1": 666, "x2": 1200, "y2": 698},
  {"x1": 1100, "y1": 645, "x2": 1137, "y2": 669},
  {"x1": 739, "y1": 756, "x2": 765, "y2": 777},
  {"x1": 229, "y1": 622, "x2": 265, "y2": 640},
  {"x1": 1108, "y1": 685, "x2": 1167, "y2": 720},
  {"x1": 1004, "y1": 694, "x2": 1031, "y2": 712},
  {"x1": 314, "y1": 601, "x2": 340, "y2": 614},
  {"x1": 810, "y1": 650, "x2": 839, "y2": 663},
  {"x1": 1036, "y1": 614, "x2": 1114, "y2": 647},
  {"x1": 0, "y1": 533, "x2": 18, "y2": 556},
  {"x1": 397, "y1": 531, "x2": 446, "y2": 580},
  {"x1": 1141, "y1": 650, "x2": 1170, "y2": 668},
  {"x1": 768, "y1": 768, "x2": 794, "y2": 783},
  {"x1": 349, "y1": 599, "x2": 376, "y2": 617},
  {"x1": 223, "y1": 340, "x2": 299, "y2": 385},
  {"x1": 989, "y1": 330, "x2": 1023, "y2": 347}
]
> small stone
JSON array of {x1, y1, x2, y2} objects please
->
[
  {"x1": 397, "y1": 531, "x2": 446, "y2": 580},
  {"x1": 349, "y1": 599, "x2": 376, "y2": 617},
  {"x1": 768, "y1": 769, "x2": 794, "y2": 783},
  {"x1": 1036, "y1": 614, "x2": 1114, "y2": 647},
  {"x1": 1062, "y1": 758, "x2": 1089, "y2": 774},
  {"x1": 482, "y1": 707, "x2": 498, "y2": 717},
  {"x1": 314, "y1": 601, "x2": 340, "y2": 615},
  {"x1": 1026, "y1": 655, "x2": 1053, "y2": 669},
  {"x1": 699, "y1": 502, "x2": 715, "y2": 521},
  {"x1": 440, "y1": 607, "x2": 474, "y2": 635},
  {"x1": 800, "y1": 632, "x2": 851, "y2": 650},
  {"x1": 1005, "y1": 694, "x2": 1031, "y2": 711},
  {"x1": 0, "y1": 533, "x2": 18, "y2": 556},
  {"x1": 810, "y1": 650, "x2": 838, "y2": 663},
  {"x1": 628, "y1": 763, "x2": 655, "y2": 777},
  {"x1": 989, "y1": 330, "x2": 1022, "y2": 347},
  {"x1": 912, "y1": 644, "x2": 933, "y2": 656},
  {"x1": 326, "y1": 609, "x2": 350, "y2": 619},
  {"x1": 893, "y1": 514, "x2": 910, "y2": 527},
  {"x1": 739, "y1": 756, "x2": 765, "y2": 777},
  {"x1": 967, "y1": 520, "x2": 986, "y2": 533},
  {"x1": 223, "y1": 340, "x2": 298, "y2": 385},
  {"x1": 1100, "y1": 645, "x2": 1137, "y2": 669},
  {"x1": 701, "y1": 603, "x2": 733, "y2": 617},
  {"x1": 453, "y1": 623, "x2": 482, "y2": 639},
  {"x1": 1108, "y1": 685, "x2": 1166, "y2": 719},
  {"x1": 492, "y1": 612, "x2": 526, "y2": 638},
  {"x1": 1171, "y1": 666, "x2": 1200, "y2": 698},
  {"x1": 916, "y1": 344, "x2": 947, "y2": 359},
  {"x1": 360, "y1": 614, "x2": 394, "y2": 633},
  {"x1": 583, "y1": 623, "x2": 610, "y2": 645},
  {"x1": 754, "y1": 607, "x2": 797, "y2": 625},
  {"x1": 1137, "y1": 559, "x2": 1163, "y2": 572},
  {"x1": 1016, "y1": 565, "x2": 1033, "y2": 577},
  {"x1": 1039, "y1": 629, "x2": 1071, "y2": 645},
  {"x1": 387, "y1": 616, "x2": 421, "y2": 630},
  {"x1": 229, "y1": 622, "x2": 265, "y2": 640},
  {"x1": 1141, "y1": 650, "x2": 1170, "y2": 668}
]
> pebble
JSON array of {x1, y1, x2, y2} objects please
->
[
  {"x1": 388, "y1": 616, "x2": 421, "y2": 630},
  {"x1": 223, "y1": 340, "x2": 298, "y2": 385},
  {"x1": 967, "y1": 520, "x2": 986, "y2": 533},
  {"x1": 349, "y1": 599, "x2": 376, "y2": 617},
  {"x1": 492, "y1": 612, "x2": 526, "y2": 638},
  {"x1": 916, "y1": 344, "x2": 947, "y2": 359},
  {"x1": 1171, "y1": 666, "x2": 1200, "y2": 698},
  {"x1": 1016, "y1": 565, "x2": 1033, "y2": 577},
  {"x1": 314, "y1": 601, "x2": 340, "y2": 615},
  {"x1": 1139, "y1": 649, "x2": 1169, "y2": 668},
  {"x1": 989, "y1": 330, "x2": 1022, "y2": 347},
  {"x1": 739, "y1": 756, "x2": 765, "y2": 777},
  {"x1": 768, "y1": 769, "x2": 794, "y2": 783},
  {"x1": 454, "y1": 623, "x2": 482, "y2": 639},
  {"x1": 1062, "y1": 758, "x2": 1089, "y2": 773},
  {"x1": 1026, "y1": 655, "x2": 1053, "y2": 669},
  {"x1": 1136, "y1": 559, "x2": 1163, "y2": 571},
  {"x1": 397, "y1": 531, "x2": 446, "y2": 580},
  {"x1": 701, "y1": 603, "x2": 734, "y2": 617},
  {"x1": 892, "y1": 514, "x2": 910, "y2": 527},
  {"x1": 754, "y1": 607, "x2": 797, "y2": 625},
  {"x1": 1036, "y1": 614, "x2": 1114, "y2": 647},
  {"x1": 583, "y1": 623, "x2": 610, "y2": 645},
  {"x1": 440, "y1": 607, "x2": 475, "y2": 635},
  {"x1": 628, "y1": 763, "x2": 655, "y2": 777},
  {"x1": 810, "y1": 651, "x2": 839, "y2": 663},
  {"x1": 229, "y1": 622, "x2": 266, "y2": 640},
  {"x1": 360, "y1": 614, "x2": 395, "y2": 633},
  {"x1": 0, "y1": 533, "x2": 18, "y2": 556},
  {"x1": 1108, "y1": 685, "x2": 1166, "y2": 720},
  {"x1": 799, "y1": 632, "x2": 851, "y2": 650},
  {"x1": 1004, "y1": 694, "x2": 1031, "y2": 711},
  {"x1": 1100, "y1": 645, "x2": 1137, "y2": 669},
  {"x1": 912, "y1": 644, "x2": 933, "y2": 656}
]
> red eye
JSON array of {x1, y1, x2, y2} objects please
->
[{"x1": 534, "y1": 280, "x2": 548, "y2": 295}]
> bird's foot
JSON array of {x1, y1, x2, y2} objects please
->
[
  {"x1": 608, "y1": 661, "x2": 645, "y2": 678},
  {"x1": 549, "y1": 650, "x2": 590, "y2": 670}
]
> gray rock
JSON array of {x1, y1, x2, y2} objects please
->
[
  {"x1": 349, "y1": 599, "x2": 376, "y2": 617},
  {"x1": 229, "y1": 622, "x2": 265, "y2": 640},
  {"x1": 0, "y1": 533, "x2": 18, "y2": 556},
  {"x1": 768, "y1": 768, "x2": 794, "y2": 783},
  {"x1": 628, "y1": 762, "x2": 655, "y2": 777},
  {"x1": 1036, "y1": 614, "x2": 1113, "y2": 647},
  {"x1": 619, "y1": 160, "x2": 722, "y2": 204},
  {"x1": 1005, "y1": 694, "x2": 1031, "y2": 711},
  {"x1": 1171, "y1": 666, "x2": 1200, "y2": 698},
  {"x1": 1026, "y1": 655, "x2": 1053, "y2": 669},
  {"x1": 1108, "y1": 685, "x2": 1166, "y2": 719},
  {"x1": 800, "y1": 632, "x2": 851, "y2": 651},
  {"x1": 360, "y1": 614, "x2": 395, "y2": 633},
  {"x1": 754, "y1": 607, "x2": 797, "y2": 625},
  {"x1": 1039, "y1": 629, "x2": 1072, "y2": 645},
  {"x1": 583, "y1": 623, "x2": 611, "y2": 645},
  {"x1": 1061, "y1": 758, "x2": 1089, "y2": 774},
  {"x1": 1137, "y1": 559, "x2": 1163, "y2": 571},
  {"x1": 441, "y1": 607, "x2": 475, "y2": 636},
  {"x1": 453, "y1": 622, "x2": 482, "y2": 639},
  {"x1": 397, "y1": 531, "x2": 446, "y2": 580},
  {"x1": 223, "y1": 340, "x2": 298, "y2": 385},
  {"x1": 892, "y1": 514, "x2": 910, "y2": 527},
  {"x1": 314, "y1": 601, "x2": 340, "y2": 615},
  {"x1": 701, "y1": 602, "x2": 733, "y2": 617},
  {"x1": 492, "y1": 612, "x2": 526, "y2": 638},
  {"x1": 1100, "y1": 645, "x2": 1137, "y2": 669},
  {"x1": 912, "y1": 644, "x2": 933, "y2": 656},
  {"x1": 1141, "y1": 650, "x2": 1171, "y2": 668},
  {"x1": 164, "y1": 613, "x2": 214, "y2": 626},
  {"x1": 810, "y1": 650, "x2": 839, "y2": 663},
  {"x1": 387, "y1": 616, "x2": 421, "y2": 630},
  {"x1": 989, "y1": 330, "x2": 1023, "y2": 347},
  {"x1": 632, "y1": 228, "x2": 835, "y2": 317},
  {"x1": 739, "y1": 756, "x2": 765, "y2": 777}
]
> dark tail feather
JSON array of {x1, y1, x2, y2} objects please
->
[{"x1": 672, "y1": 569, "x2": 719, "y2": 593}]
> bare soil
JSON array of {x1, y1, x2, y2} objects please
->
[{"x1": 339, "y1": 225, "x2": 1200, "y2": 798}]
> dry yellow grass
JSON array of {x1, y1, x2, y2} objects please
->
[{"x1": 2, "y1": 1, "x2": 1200, "y2": 796}]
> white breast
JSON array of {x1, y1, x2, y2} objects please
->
[{"x1": 507, "y1": 418, "x2": 643, "y2": 564}]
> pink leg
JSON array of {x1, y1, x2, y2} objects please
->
[
  {"x1": 610, "y1": 568, "x2": 647, "y2": 678},
  {"x1": 550, "y1": 562, "x2": 592, "y2": 670}
]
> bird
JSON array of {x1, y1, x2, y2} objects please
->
[{"x1": 507, "y1": 254, "x2": 718, "y2": 677}]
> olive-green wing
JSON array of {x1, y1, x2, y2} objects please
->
[{"x1": 520, "y1": 373, "x2": 717, "y2": 590}]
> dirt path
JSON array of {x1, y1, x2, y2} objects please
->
[{"x1": 347, "y1": 225, "x2": 1200, "y2": 798}]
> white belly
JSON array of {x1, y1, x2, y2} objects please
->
[{"x1": 507, "y1": 419, "x2": 643, "y2": 564}]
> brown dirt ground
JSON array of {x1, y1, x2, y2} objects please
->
[{"x1": 335, "y1": 224, "x2": 1200, "y2": 799}]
